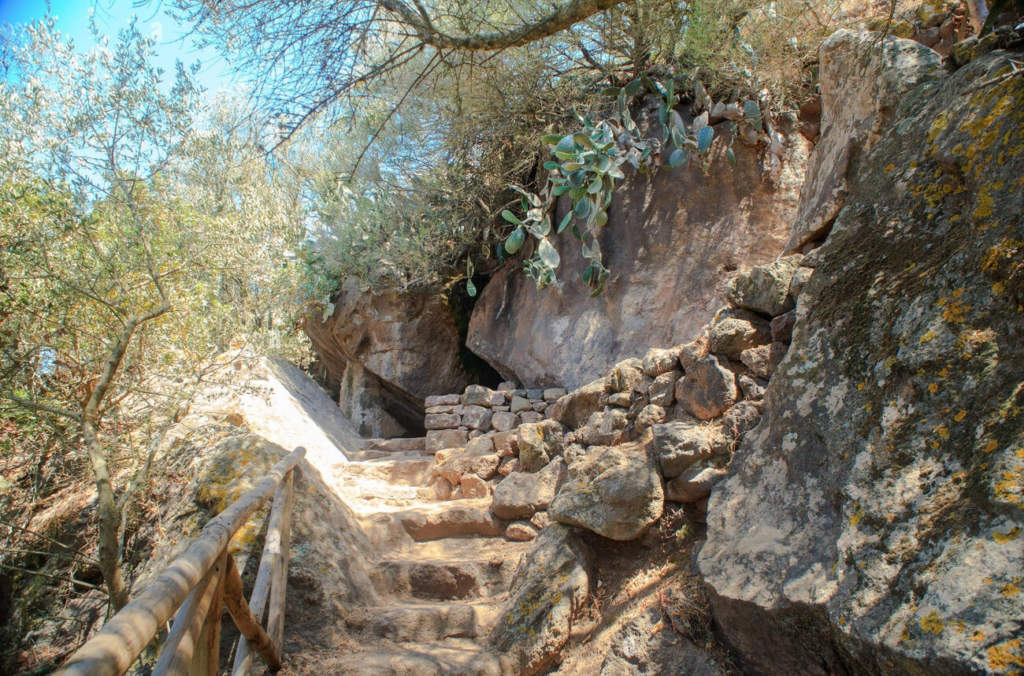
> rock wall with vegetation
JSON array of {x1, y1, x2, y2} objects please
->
[
  {"x1": 698, "y1": 35, "x2": 1024, "y2": 675},
  {"x1": 467, "y1": 128, "x2": 809, "y2": 390}
]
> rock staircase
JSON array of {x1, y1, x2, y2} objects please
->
[{"x1": 317, "y1": 437, "x2": 524, "y2": 675}]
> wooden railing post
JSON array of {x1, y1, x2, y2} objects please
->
[
  {"x1": 152, "y1": 551, "x2": 227, "y2": 676},
  {"x1": 266, "y1": 468, "x2": 295, "y2": 655},
  {"x1": 222, "y1": 556, "x2": 281, "y2": 670}
]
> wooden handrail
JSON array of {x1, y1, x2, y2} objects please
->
[{"x1": 54, "y1": 446, "x2": 305, "y2": 676}]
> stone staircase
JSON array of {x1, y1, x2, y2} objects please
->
[{"x1": 317, "y1": 438, "x2": 524, "y2": 675}]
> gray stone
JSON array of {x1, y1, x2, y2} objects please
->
[
  {"x1": 425, "y1": 428, "x2": 467, "y2": 453},
  {"x1": 424, "y1": 412, "x2": 461, "y2": 430},
  {"x1": 789, "y1": 266, "x2": 813, "y2": 302},
  {"x1": 497, "y1": 456, "x2": 519, "y2": 477},
  {"x1": 666, "y1": 466, "x2": 728, "y2": 503},
  {"x1": 526, "y1": 389, "x2": 545, "y2": 399},
  {"x1": 425, "y1": 404, "x2": 456, "y2": 414},
  {"x1": 548, "y1": 379, "x2": 607, "y2": 429},
  {"x1": 489, "y1": 525, "x2": 591, "y2": 676},
  {"x1": 519, "y1": 411, "x2": 543, "y2": 424},
  {"x1": 635, "y1": 404, "x2": 667, "y2": 433},
  {"x1": 506, "y1": 521, "x2": 539, "y2": 541},
  {"x1": 725, "y1": 254, "x2": 804, "y2": 317},
  {"x1": 425, "y1": 393, "x2": 461, "y2": 407},
  {"x1": 719, "y1": 401, "x2": 762, "y2": 443},
  {"x1": 434, "y1": 448, "x2": 501, "y2": 484},
  {"x1": 607, "y1": 359, "x2": 644, "y2": 393},
  {"x1": 549, "y1": 439, "x2": 664, "y2": 541},
  {"x1": 607, "y1": 392, "x2": 632, "y2": 408},
  {"x1": 577, "y1": 410, "x2": 629, "y2": 446},
  {"x1": 675, "y1": 355, "x2": 738, "y2": 420},
  {"x1": 517, "y1": 420, "x2": 565, "y2": 472},
  {"x1": 678, "y1": 334, "x2": 709, "y2": 372},
  {"x1": 737, "y1": 374, "x2": 766, "y2": 400},
  {"x1": 465, "y1": 435, "x2": 494, "y2": 456},
  {"x1": 648, "y1": 371, "x2": 678, "y2": 408},
  {"x1": 530, "y1": 400, "x2": 547, "y2": 412},
  {"x1": 461, "y1": 405, "x2": 492, "y2": 431},
  {"x1": 491, "y1": 459, "x2": 566, "y2": 520},
  {"x1": 510, "y1": 395, "x2": 532, "y2": 413},
  {"x1": 460, "y1": 473, "x2": 490, "y2": 499},
  {"x1": 491, "y1": 410, "x2": 519, "y2": 432},
  {"x1": 739, "y1": 342, "x2": 788, "y2": 380},
  {"x1": 542, "y1": 388, "x2": 567, "y2": 401},
  {"x1": 708, "y1": 310, "x2": 771, "y2": 359},
  {"x1": 642, "y1": 347, "x2": 679, "y2": 377},
  {"x1": 497, "y1": 381, "x2": 518, "y2": 392},
  {"x1": 462, "y1": 384, "x2": 506, "y2": 407},
  {"x1": 653, "y1": 422, "x2": 729, "y2": 478},
  {"x1": 770, "y1": 311, "x2": 797, "y2": 343}
]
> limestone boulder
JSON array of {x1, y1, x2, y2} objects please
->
[
  {"x1": 653, "y1": 422, "x2": 729, "y2": 478},
  {"x1": 489, "y1": 524, "x2": 591, "y2": 676},
  {"x1": 548, "y1": 379, "x2": 608, "y2": 429},
  {"x1": 425, "y1": 428, "x2": 468, "y2": 453},
  {"x1": 491, "y1": 459, "x2": 566, "y2": 520},
  {"x1": 707, "y1": 310, "x2": 771, "y2": 359},
  {"x1": 517, "y1": 420, "x2": 566, "y2": 472},
  {"x1": 648, "y1": 371, "x2": 678, "y2": 408},
  {"x1": 786, "y1": 29, "x2": 943, "y2": 252},
  {"x1": 467, "y1": 130, "x2": 809, "y2": 390},
  {"x1": 725, "y1": 254, "x2": 804, "y2": 317},
  {"x1": 304, "y1": 278, "x2": 471, "y2": 436},
  {"x1": 665, "y1": 466, "x2": 728, "y2": 503},
  {"x1": 675, "y1": 355, "x2": 738, "y2": 420},
  {"x1": 549, "y1": 438, "x2": 664, "y2": 541},
  {"x1": 698, "y1": 47, "x2": 1024, "y2": 674},
  {"x1": 575, "y1": 410, "x2": 629, "y2": 446},
  {"x1": 738, "y1": 342, "x2": 788, "y2": 380}
]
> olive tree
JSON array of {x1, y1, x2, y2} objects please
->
[{"x1": 0, "y1": 19, "x2": 306, "y2": 611}]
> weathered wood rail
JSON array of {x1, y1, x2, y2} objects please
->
[{"x1": 54, "y1": 446, "x2": 305, "y2": 676}]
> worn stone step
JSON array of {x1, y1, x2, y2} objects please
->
[
  {"x1": 371, "y1": 537, "x2": 529, "y2": 600},
  {"x1": 364, "y1": 437, "x2": 428, "y2": 453},
  {"x1": 356, "y1": 498, "x2": 508, "y2": 550},
  {"x1": 316, "y1": 639, "x2": 516, "y2": 676},
  {"x1": 344, "y1": 599, "x2": 503, "y2": 642},
  {"x1": 334, "y1": 457, "x2": 435, "y2": 485}
]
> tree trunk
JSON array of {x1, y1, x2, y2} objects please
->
[{"x1": 82, "y1": 419, "x2": 129, "y2": 611}]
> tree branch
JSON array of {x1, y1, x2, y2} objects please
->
[{"x1": 377, "y1": 0, "x2": 631, "y2": 51}]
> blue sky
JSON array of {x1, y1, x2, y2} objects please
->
[{"x1": 0, "y1": 0, "x2": 238, "y2": 94}]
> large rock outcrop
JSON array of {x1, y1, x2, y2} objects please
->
[
  {"x1": 467, "y1": 130, "x2": 810, "y2": 389},
  {"x1": 785, "y1": 29, "x2": 944, "y2": 252},
  {"x1": 698, "y1": 39, "x2": 1024, "y2": 675},
  {"x1": 304, "y1": 278, "x2": 471, "y2": 436}
]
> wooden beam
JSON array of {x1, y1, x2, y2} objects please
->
[
  {"x1": 151, "y1": 552, "x2": 225, "y2": 676},
  {"x1": 221, "y1": 556, "x2": 281, "y2": 670},
  {"x1": 54, "y1": 447, "x2": 306, "y2": 676},
  {"x1": 231, "y1": 467, "x2": 296, "y2": 676}
]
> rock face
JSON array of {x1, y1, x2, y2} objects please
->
[
  {"x1": 490, "y1": 524, "x2": 592, "y2": 675},
  {"x1": 467, "y1": 131, "x2": 810, "y2": 389},
  {"x1": 304, "y1": 277, "x2": 471, "y2": 436},
  {"x1": 698, "y1": 44, "x2": 1024, "y2": 674},
  {"x1": 786, "y1": 29, "x2": 943, "y2": 252},
  {"x1": 550, "y1": 437, "x2": 664, "y2": 541}
]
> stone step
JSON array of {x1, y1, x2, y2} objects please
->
[
  {"x1": 364, "y1": 437, "x2": 428, "y2": 453},
  {"x1": 344, "y1": 599, "x2": 503, "y2": 642},
  {"x1": 371, "y1": 537, "x2": 529, "y2": 600},
  {"x1": 317, "y1": 639, "x2": 515, "y2": 676},
  {"x1": 334, "y1": 456, "x2": 436, "y2": 485},
  {"x1": 356, "y1": 499, "x2": 508, "y2": 548}
]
